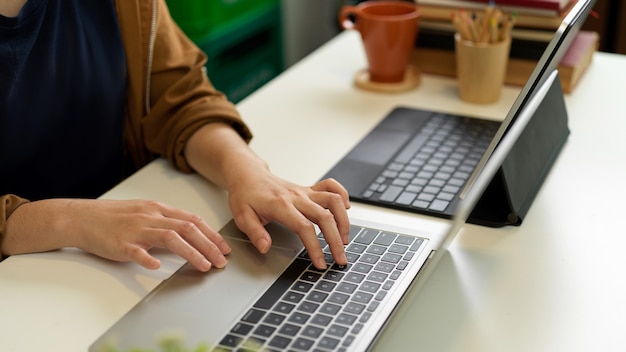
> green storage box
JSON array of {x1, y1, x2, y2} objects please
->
[
  {"x1": 167, "y1": 0, "x2": 278, "y2": 37},
  {"x1": 194, "y1": 4, "x2": 284, "y2": 103}
]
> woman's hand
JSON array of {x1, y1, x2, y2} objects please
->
[
  {"x1": 228, "y1": 175, "x2": 351, "y2": 270},
  {"x1": 185, "y1": 122, "x2": 352, "y2": 270},
  {"x1": 3, "y1": 198, "x2": 231, "y2": 272}
]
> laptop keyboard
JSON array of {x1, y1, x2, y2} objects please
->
[
  {"x1": 212, "y1": 225, "x2": 427, "y2": 352},
  {"x1": 361, "y1": 113, "x2": 498, "y2": 214}
]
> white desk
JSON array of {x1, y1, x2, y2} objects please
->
[{"x1": 1, "y1": 31, "x2": 625, "y2": 352}]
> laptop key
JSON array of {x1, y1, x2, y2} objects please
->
[
  {"x1": 268, "y1": 335, "x2": 291, "y2": 349},
  {"x1": 293, "y1": 337, "x2": 315, "y2": 350},
  {"x1": 352, "y1": 263, "x2": 373, "y2": 274},
  {"x1": 373, "y1": 262, "x2": 394, "y2": 273},
  {"x1": 344, "y1": 302, "x2": 366, "y2": 315},
  {"x1": 302, "y1": 325, "x2": 323, "y2": 338},
  {"x1": 360, "y1": 253, "x2": 380, "y2": 265},
  {"x1": 273, "y1": 302, "x2": 295, "y2": 314},
  {"x1": 301, "y1": 271, "x2": 322, "y2": 283},
  {"x1": 318, "y1": 336, "x2": 340, "y2": 350},
  {"x1": 288, "y1": 312, "x2": 311, "y2": 325},
  {"x1": 283, "y1": 291, "x2": 305, "y2": 304},
  {"x1": 315, "y1": 280, "x2": 336, "y2": 292},
  {"x1": 311, "y1": 314, "x2": 333, "y2": 326},
  {"x1": 328, "y1": 292, "x2": 350, "y2": 305},
  {"x1": 262, "y1": 311, "x2": 285, "y2": 326},
  {"x1": 298, "y1": 301, "x2": 320, "y2": 314},
  {"x1": 354, "y1": 228, "x2": 378, "y2": 244},
  {"x1": 336, "y1": 312, "x2": 358, "y2": 326},
  {"x1": 366, "y1": 245, "x2": 386, "y2": 255},
  {"x1": 352, "y1": 291, "x2": 373, "y2": 304},
  {"x1": 252, "y1": 324, "x2": 276, "y2": 338},
  {"x1": 328, "y1": 324, "x2": 349, "y2": 337},
  {"x1": 388, "y1": 243, "x2": 408, "y2": 254},
  {"x1": 320, "y1": 303, "x2": 342, "y2": 316},
  {"x1": 292, "y1": 281, "x2": 314, "y2": 293},
  {"x1": 218, "y1": 334, "x2": 243, "y2": 348},
  {"x1": 232, "y1": 322, "x2": 254, "y2": 335},
  {"x1": 278, "y1": 323, "x2": 301, "y2": 336},
  {"x1": 241, "y1": 308, "x2": 265, "y2": 324}
]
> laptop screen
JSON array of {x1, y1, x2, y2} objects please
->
[{"x1": 460, "y1": 0, "x2": 596, "y2": 198}]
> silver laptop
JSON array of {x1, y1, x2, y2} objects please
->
[{"x1": 89, "y1": 1, "x2": 593, "y2": 350}]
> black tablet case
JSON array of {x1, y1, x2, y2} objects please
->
[{"x1": 468, "y1": 74, "x2": 570, "y2": 227}]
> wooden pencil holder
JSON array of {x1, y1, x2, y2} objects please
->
[{"x1": 454, "y1": 33, "x2": 511, "y2": 104}]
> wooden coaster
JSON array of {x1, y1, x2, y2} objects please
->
[{"x1": 354, "y1": 66, "x2": 421, "y2": 93}]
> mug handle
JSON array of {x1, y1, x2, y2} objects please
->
[{"x1": 338, "y1": 6, "x2": 358, "y2": 31}]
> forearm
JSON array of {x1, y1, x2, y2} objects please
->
[
  {"x1": 184, "y1": 122, "x2": 269, "y2": 192},
  {"x1": 1, "y1": 199, "x2": 79, "y2": 256}
]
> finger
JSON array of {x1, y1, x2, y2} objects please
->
[
  {"x1": 270, "y1": 200, "x2": 338, "y2": 270},
  {"x1": 294, "y1": 199, "x2": 348, "y2": 267},
  {"x1": 309, "y1": 190, "x2": 351, "y2": 245},
  {"x1": 143, "y1": 226, "x2": 215, "y2": 271},
  {"x1": 232, "y1": 207, "x2": 273, "y2": 254},
  {"x1": 123, "y1": 245, "x2": 162, "y2": 270},
  {"x1": 159, "y1": 205, "x2": 231, "y2": 255},
  {"x1": 312, "y1": 178, "x2": 351, "y2": 208}
]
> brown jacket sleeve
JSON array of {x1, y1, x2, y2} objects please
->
[
  {"x1": 115, "y1": 0, "x2": 253, "y2": 172},
  {"x1": 0, "y1": 195, "x2": 29, "y2": 259}
]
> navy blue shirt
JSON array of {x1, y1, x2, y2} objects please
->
[{"x1": 0, "y1": 0, "x2": 127, "y2": 200}]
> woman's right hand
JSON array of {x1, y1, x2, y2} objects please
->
[{"x1": 2, "y1": 198, "x2": 231, "y2": 271}]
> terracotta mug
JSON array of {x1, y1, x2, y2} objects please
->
[{"x1": 339, "y1": 1, "x2": 420, "y2": 83}]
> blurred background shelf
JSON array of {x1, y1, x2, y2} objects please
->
[{"x1": 165, "y1": 0, "x2": 624, "y2": 102}]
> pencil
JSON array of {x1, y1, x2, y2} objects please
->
[
  {"x1": 489, "y1": 18, "x2": 498, "y2": 43},
  {"x1": 466, "y1": 11, "x2": 480, "y2": 42},
  {"x1": 499, "y1": 13, "x2": 516, "y2": 42},
  {"x1": 480, "y1": 6, "x2": 495, "y2": 42},
  {"x1": 451, "y1": 6, "x2": 514, "y2": 44},
  {"x1": 452, "y1": 11, "x2": 472, "y2": 41}
]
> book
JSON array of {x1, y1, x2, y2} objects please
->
[
  {"x1": 415, "y1": 0, "x2": 573, "y2": 15},
  {"x1": 557, "y1": 30, "x2": 599, "y2": 92},
  {"x1": 416, "y1": 0, "x2": 578, "y2": 29},
  {"x1": 411, "y1": 30, "x2": 598, "y2": 93},
  {"x1": 417, "y1": 20, "x2": 553, "y2": 60},
  {"x1": 467, "y1": 0, "x2": 572, "y2": 12}
]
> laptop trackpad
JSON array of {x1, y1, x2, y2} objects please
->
[{"x1": 90, "y1": 226, "x2": 301, "y2": 351}]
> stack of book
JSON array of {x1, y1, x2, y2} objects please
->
[{"x1": 413, "y1": 0, "x2": 599, "y2": 93}]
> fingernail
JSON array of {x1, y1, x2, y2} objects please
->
[
  {"x1": 316, "y1": 258, "x2": 327, "y2": 270},
  {"x1": 200, "y1": 259, "x2": 213, "y2": 272},
  {"x1": 256, "y1": 238, "x2": 270, "y2": 253},
  {"x1": 338, "y1": 253, "x2": 348, "y2": 266},
  {"x1": 213, "y1": 256, "x2": 227, "y2": 269}
]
